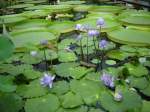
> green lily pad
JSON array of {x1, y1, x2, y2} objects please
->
[
  {"x1": 60, "y1": 1, "x2": 85, "y2": 5},
  {"x1": 12, "y1": 19, "x2": 51, "y2": 30},
  {"x1": 7, "y1": 4, "x2": 34, "y2": 9},
  {"x1": 48, "y1": 21, "x2": 74, "y2": 34},
  {"x1": 0, "y1": 93, "x2": 23, "y2": 112},
  {"x1": 107, "y1": 50, "x2": 135, "y2": 60},
  {"x1": 60, "y1": 92, "x2": 83, "y2": 108},
  {"x1": 25, "y1": 94, "x2": 60, "y2": 112},
  {"x1": 0, "y1": 35, "x2": 14, "y2": 61},
  {"x1": 0, "y1": 14, "x2": 27, "y2": 26},
  {"x1": 128, "y1": 76, "x2": 149, "y2": 90},
  {"x1": 10, "y1": 28, "x2": 56, "y2": 48},
  {"x1": 16, "y1": 79, "x2": 48, "y2": 98},
  {"x1": 106, "y1": 60, "x2": 116, "y2": 65},
  {"x1": 21, "y1": 10, "x2": 50, "y2": 18},
  {"x1": 50, "y1": 81, "x2": 69, "y2": 95},
  {"x1": 140, "y1": 84, "x2": 150, "y2": 96},
  {"x1": 85, "y1": 72, "x2": 101, "y2": 82},
  {"x1": 108, "y1": 29, "x2": 150, "y2": 46},
  {"x1": 0, "y1": 75, "x2": 16, "y2": 92},
  {"x1": 141, "y1": 100, "x2": 150, "y2": 112},
  {"x1": 89, "y1": 5, "x2": 125, "y2": 13},
  {"x1": 73, "y1": 5, "x2": 92, "y2": 12},
  {"x1": 55, "y1": 62, "x2": 92, "y2": 79},
  {"x1": 70, "y1": 79, "x2": 104, "y2": 105},
  {"x1": 58, "y1": 50, "x2": 77, "y2": 62},
  {"x1": 125, "y1": 63, "x2": 148, "y2": 77},
  {"x1": 100, "y1": 88, "x2": 142, "y2": 112},
  {"x1": 56, "y1": 106, "x2": 88, "y2": 112}
]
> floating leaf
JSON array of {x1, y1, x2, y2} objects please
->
[
  {"x1": 58, "y1": 50, "x2": 77, "y2": 62},
  {"x1": 108, "y1": 29, "x2": 150, "y2": 46},
  {"x1": 100, "y1": 88, "x2": 142, "y2": 112},
  {"x1": 125, "y1": 63, "x2": 148, "y2": 77},
  {"x1": 0, "y1": 75, "x2": 16, "y2": 92},
  {"x1": 56, "y1": 106, "x2": 88, "y2": 112},
  {"x1": 0, "y1": 93, "x2": 23, "y2": 112},
  {"x1": 50, "y1": 81, "x2": 69, "y2": 95},
  {"x1": 25, "y1": 94, "x2": 60, "y2": 112},
  {"x1": 60, "y1": 92, "x2": 83, "y2": 108},
  {"x1": 70, "y1": 79, "x2": 104, "y2": 105},
  {"x1": 16, "y1": 79, "x2": 48, "y2": 98}
]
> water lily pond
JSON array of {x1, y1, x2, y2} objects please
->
[{"x1": 0, "y1": 0, "x2": 150, "y2": 112}]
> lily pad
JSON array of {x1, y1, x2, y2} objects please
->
[
  {"x1": 0, "y1": 93, "x2": 23, "y2": 112},
  {"x1": 48, "y1": 21, "x2": 75, "y2": 34},
  {"x1": 125, "y1": 63, "x2": 148, "y2": 77},
  {"x1": 70, "y1": 79, "x2": 104, "y2": 105},
  {"x1": 100, "y1": 87, "x2": 142, "y2": 112},
  {"x1": 0, "y1": 14, "x2": 27, "y2": 26},
  {"x1": 58, "y1": 50, "x2": 77, "y2": 62},
  {"x1": 56, "y1": 106, "x2": 88, "y2": 112},
  {"x1": 25, "y1": 94, "x2": 60, "y2": 112},
  {"x1": 16, "y1": 79, "x2": 48, "y2": 98},
  {"x1": 7, "y1": 4, "x2": 34, "y2": 9},
  {"x1": 10, "y1": 28, "x2": 56, "y2": 48},
  {"x1": 50, "y1": 80, "x2": 69, "y2": 96},
  {"x1": 108, "y1": 29, "x2": 150, "y2": 46},
  {"x1": 60, "y1": 92, "x2": 83, "y2": 108}
]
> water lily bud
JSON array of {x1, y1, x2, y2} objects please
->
[
  {"x1": 114, "y1": 91, "x2": 123, "y2": 102},
  {"x1": 30, "y1": 51, "x2": 38, "y2": 57},
  {"x1": 139, "y1": 57, "x2": 146, "y2": 64},
  {"x1": 40, "y1": 40, "x2": 48, "y2": 45}
]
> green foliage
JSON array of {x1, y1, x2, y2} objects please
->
[
  {"x1": 25, "y1": 93, "x2": 60, "y2": 112},
  {"x1": 0, "y1": 93, "x2": 23, "y2": 112}
]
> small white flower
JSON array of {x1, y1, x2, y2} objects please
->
[
  {"x1": 139, "y1": 57, "x2": 146, "y2": 64},
  {"x1": 114, "y1": 91, "x2": 123, "y2": 102},
  {"x1": 30, "y1": 51, "x2": 37, "y2": 57},
  {"x1": 125, "y1": 79, "x2": 130, "y2": 84}
]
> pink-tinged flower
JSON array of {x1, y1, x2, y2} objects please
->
[
  {"x1": 30, "y1": 51, "x2": 38, "y2": 57},
  {"x1": 40, "y1": 73, "x2": 55, "y2": 88},
  {"x1": 99, "y1": 39, "x2": 108, "y2": 49},
  {"x1": 75, "y1": 24, "x2": 83, "y2": 30},
  {"x1": 40, "y1": 40, "x2": 48, "y2": 45},
  {"x1": 88, "y1": 30, "x2": 99, "y2": 37},
  {"x1": 97, "y1": 17, "x2": 105, "y2": 26},
  {"x1": 114, "y1": 91, "x2": 123, "y2": 102},
  {"x1": 100, "y1": 72, "x2": 115, "y2": 88}
]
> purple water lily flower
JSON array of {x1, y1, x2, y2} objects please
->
[
  {"x1": 88, "y1": 30, "x2": 99, "y2": 37},
  {"x1": 75, "y1": 24, "x2": 83, "y2": 30},
  {"x1": 100, "y1": 72, "x2": 115, "y2": 88},
  {"x1": 40, "y1": 40, "x2": 48, "y2": 45},
  {"x1": 99, "y1": 39, "x2": 108, "y2": 49},
  {"x1": 114, "y1": 91, "x2": 123, "y2": 102},
  {"x1": 40, "y1": 73, "x2": 55, "y2": 88},
  {"x1": 97, "y1": 17, "x2": 105, "y2": 27}
]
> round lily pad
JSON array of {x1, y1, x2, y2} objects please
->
[
  {"x1": 0, "y1": 14, "x2": 27, "y2": 26},
  {"x1": 10, "y1": 28, "x2": 56, "y2": 48},
  {"x1": 100, "y1": 88, "x2": 142, "y2": 112},
  {"x1": 7, "y1": 4, "x2": 34, "y2": 9},
  {"x1": 12, "y1": 19, "x2": 52, "y2": 30},
  {"x1": 108, "y1": 29, "x2": 150, "y2": 46},
  {"x1": 25, "y1": 94, "x2": 60, "y2": 112},
  {"x1": 48, "y1": 21, "x2": 75, "y2": 34}
]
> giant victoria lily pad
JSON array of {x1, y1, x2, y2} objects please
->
[
  {"x1": 108, "y1": 29, "x2": 150, "y2": 46},
  {"x1": 10, "y1": 28, "x2": 56, "y2": 48},
  {"x1": 0, "y1": 14, "x2": 28, "y2": 26}
]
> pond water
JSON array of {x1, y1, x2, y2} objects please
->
[{"x1": 0, "y1": 0, "x2": 150, "y2": 112}]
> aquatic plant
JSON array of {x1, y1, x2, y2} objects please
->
[{"x1": 40, "y1": 73, "x2": 55, "y2": 88}]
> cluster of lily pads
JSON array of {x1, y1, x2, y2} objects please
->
[{"x1": 0, "y1": 0, "x2": 150, "y2": 112}]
